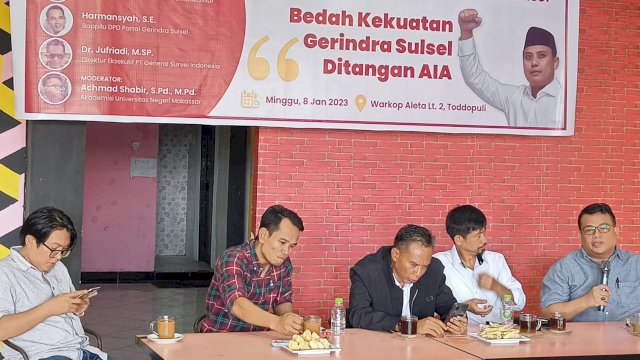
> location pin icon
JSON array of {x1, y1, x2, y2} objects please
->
[{"x1": 355, "y1": 95, "x2": 367, "y2": 112}]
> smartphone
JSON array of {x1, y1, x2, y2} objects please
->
[
  {"x1": 444, "y1": 302, "x2": 469, "y2": 324},
  {"x1": 271, "y1": 340, "x2": 289, "y2": 347},
  {"x1": 79, "y1": 287, "x2": 101, "y2": 299}
]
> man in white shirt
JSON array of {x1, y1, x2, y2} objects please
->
[
  {"x1": 457, "y1": 9, "x2": 562, "y2": 128},
  {"x1": 434, "y1": 205, "x2": 526, "y2": 325}
]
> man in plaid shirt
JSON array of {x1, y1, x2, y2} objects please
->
[{"x1": 203, "y1": 205, "x2": 305, "y2": 335}]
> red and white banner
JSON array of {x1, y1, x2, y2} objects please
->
[{"x1": 11, "y1": 0, "x2": 579, "y2": 136}]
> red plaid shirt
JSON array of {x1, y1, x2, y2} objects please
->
[{"x1": 203, "y1": 240, "x2": 293, "y2": 332}]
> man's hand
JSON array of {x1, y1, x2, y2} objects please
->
[
  {"x1": 271, "y1": 312, "x2": 303, "y2": 336},
  {"x1": 478, "y1": 273, "x2": 496, "y2": 291},
  {"x1": 44, "y1": 290, "x2": 89, "y2": 317},
  {"x1": 586, "y1": 284, "x2": 610, "y2": 308},
  {"x1": 478, "y1": 274, "x2": 512, "y2": 300},
  {"x1": 417, "y1": 317, "x2": 448, "y2": 338},
  {"x1": 466, "y1": 298, "x2": 493, "y2": 316},
  {"x1": 458, "y1": 9, "x2": 482, "y2": 40},
  {"x1": 446, "y1": 316, "x2": 468, "y2": 335},
  {"x1": 75, "y1": 297, "x2": 91, "y2": 316}
]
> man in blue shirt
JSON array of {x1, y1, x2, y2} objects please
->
[
  {"x1": 541, "y1": 203, "x2": 640, "y2": 321},
  {"x1": 0, "y1": 207, "x2": 113, "y2": 359}
]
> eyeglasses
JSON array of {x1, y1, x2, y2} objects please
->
[
  {"x1": 44, "y1": 84, "x2": 64, "y2": 90},
  {"x1": 41, "y1": 242, "x2": 72, "y2": 258},
  {"x1": 47, "y1": 54, "x2": 66, "y2": 59},
  {"x1": 582, "y1": 224, "x2": 612, "y2": 236}
]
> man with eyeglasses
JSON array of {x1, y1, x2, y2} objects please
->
[
  {"x1": 540, "y1": 203, "x2": 640, "y2": 321},
  {"x1": 0, "y1": 207, "x2": 115, "y2": 360},
  {"x1": 43, "y1": 39, "x2": 70, "y2": 70},
  {"x1": 40, "y1": 73, "x2": 68, "y2": 104}
]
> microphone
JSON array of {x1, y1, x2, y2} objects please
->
[{"x1": 598, "y1": 260, "x2": 611, "y2": 312}]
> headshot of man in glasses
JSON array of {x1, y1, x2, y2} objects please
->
[
  {"x1": 40, "y1": 38, "x2": 71, "y2": 70},
  {"x1": 540, "y1": 203, "x2": 640, "y2": 322},
  {"x1": 39, "y1": 72, "x2": 70, "y2": 105}
]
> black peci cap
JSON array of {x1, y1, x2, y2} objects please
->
[{"x1": 523, "y1": 26, "x2": 557, "y2": 57}]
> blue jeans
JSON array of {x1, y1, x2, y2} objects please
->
[{"x1": 40, "y1": 350, "x2": 115, "y2": 360}]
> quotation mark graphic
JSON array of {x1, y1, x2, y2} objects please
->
[{"x1": 248, "y1": 36, "x2": 299, "y2": 82}]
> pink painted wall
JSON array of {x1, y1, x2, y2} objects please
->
[{"x1": 81, "y1": 122, "x2": 159, "y2": 272}]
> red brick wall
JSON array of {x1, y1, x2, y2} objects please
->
[{"x1": 254, "y1": 0, "x2": 640, "y2": 321}]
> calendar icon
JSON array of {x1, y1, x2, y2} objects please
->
[{"x1": 240, "y1": 91, "x2": 259, "y2": 109}]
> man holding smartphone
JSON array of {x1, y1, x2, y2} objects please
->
[
  {"x1": 0, "y1": 207, "x2": 114, "y2": 360},
  {"x1": 349, "y1": 224, "x2": 468, "y2": 337},
  {"x1": 434, "y1": 205, "x2": 526, "y2": 325}
]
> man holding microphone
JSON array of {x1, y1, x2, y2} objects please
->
[{"x1": 541, "y1": 203, "x2": 640, "y2": 321}]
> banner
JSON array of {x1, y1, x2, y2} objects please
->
[{"x1": 11, "y1": 0, "x2": 579, "y2": 136}]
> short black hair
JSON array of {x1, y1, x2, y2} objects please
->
[
  {"x1": 42, "y1": 72, "x2": 64, "y2": 85},
  {"x1": 578, "y1": 203, "x2": 616, "y2": 227},
  {"x1": 46, "y1": 39, "x2": 66, "y2": 52},
  {"x1": 259, "y1": 204, "x2": 304, "y2": 236},
  {"x1": 446, "y1": 204, "x2": 487, "y2": 241},
  {"x1": 46, "y1": 5, "x2": 65, "y2": 19},
  {"x1": 20, "y1": 206, "x2": 77, "y2": 248},
  {"x1": 392, "y1": 224, "x2": 434, "y2": 250}
]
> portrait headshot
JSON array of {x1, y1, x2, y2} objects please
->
[
  {"x1": 40, "y1": 38, "x2": 72, "y2": 70},
  {"x1": 39, "y1": 72, "x2": 71, "y2": 105},
  {"x1": 40, "y1": 4, "x2": 73, "y2": 37},
  {"x1": 457, "y1": 8, "x2": 563, "y2": 128}
]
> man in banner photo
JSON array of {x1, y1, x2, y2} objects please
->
[
  {"x1": 457, "y1": 9, "x2": 562, "y2": 128},
  {"x1": 41, "y1": 4, "x2": 69, "y2": 36},
  {"x1": 41, "y1": 39, "x2": 71, "y2": 70},
  {"x1": 39, "y1": 73, "x2": 70, "y2": 105}
]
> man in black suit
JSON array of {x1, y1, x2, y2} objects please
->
[{"x1": 349, "y1": 224, "x2": 467, "y2": 337}]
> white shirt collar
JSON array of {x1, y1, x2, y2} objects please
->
[
  {"x1": 450, "y1": 246, "x2": 486, "y2": 270},
  {"x1": 392, "y1": 270, "x2": 414, "y2": 316}
]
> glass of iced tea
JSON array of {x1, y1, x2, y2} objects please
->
[
  {"x1": 400, "y1": 315, "x2": 418, "y2": 338},
  {"x1": 303, "y1": 315, "x2": 322, "y2": 335}
]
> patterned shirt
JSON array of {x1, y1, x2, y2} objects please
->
[
  {"x1": 203, "y1": 240, "x2": 293, "y2": 332},
  {"x1": 541, "y1": 247, "x2": 640, "y2": 321}
]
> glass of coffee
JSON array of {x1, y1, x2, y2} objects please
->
[
  {"x1": 400, "y1": 315, "x2": 418, "y2": 338},
  {"x1": 519, "y1": 313, "x2": 542, "y2": 335},
  {"x1": 548, "y1": 312, "x2": 566, "y2": 333},
  {"x1": 303, "y1": 315, "x2": 322, "y2": 335},
  {"x1": 626, "y1": 313, "x2": 640, "y2": 334},
  {"x1": 150, "y1": 315, "x2": 176, "y2": 339}
]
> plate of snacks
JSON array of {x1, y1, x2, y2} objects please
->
[
  {"x1": 469, "y1": 323, "x2": 530, "y2": 345},
  {"x1": 273, "y1": 329, "x2": 341, "y2": 355}
]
